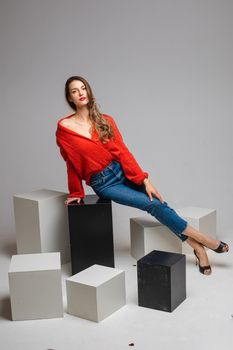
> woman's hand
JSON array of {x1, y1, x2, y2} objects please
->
[
  {"x1": 143, "y1": 178, "x2": 164, "y2": 203},
  {"x1": 64, "y1": 197, "x2": 82, "y2": 205}
]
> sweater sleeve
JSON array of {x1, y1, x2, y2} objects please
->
[
  {"x1": 58, "y1": 143, "x2": 85, "y2": 199},
  {"x1": 107, "y1": 115, "x2": 149, "y2": 184},
  {"x1": 66, "y1": 159, "x2": 85, "y2": 199}
]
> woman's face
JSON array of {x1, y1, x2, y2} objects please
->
[{"x1": 68, "y1": 80, "x2": 89, "y2": 109}]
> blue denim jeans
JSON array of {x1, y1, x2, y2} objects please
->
[{"x1": 90, "y1": 160, "x2": 188, "y2": 242}]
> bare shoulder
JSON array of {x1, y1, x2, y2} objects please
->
[{"x1": 60, "y1": 118, "x2": 72, "y2": 127}]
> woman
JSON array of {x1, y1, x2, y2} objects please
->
[{"x1": 56, "y1": 76, "x2": 229, "y2": 276}]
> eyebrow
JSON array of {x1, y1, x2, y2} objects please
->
[{"x1": 71, "y1": 85, "x2": 85, "y2": 90}]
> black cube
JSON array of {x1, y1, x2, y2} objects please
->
[
  {"x1": 137, "y1": 250, "x2": 186, "y2": 312},
  {"x1": 68, "y1": 194, "x2": 115, "y2": 274}
]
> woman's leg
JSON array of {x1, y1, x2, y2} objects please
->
[
  {"x1": 90, "y1": 161, "x2": 228, "y2": 254},
  {"x1": 184, "y1": 225, "x2": 228, "y2": 251},
  {"x1": 186, "y1": 237, "x2": 212, "y2": 275},
  {"x1": 124, "y1": 180, "x2": 229, "y2": 253},
  {"x1": 91, "y1": 165, "x2": 188, "y2": 242}
]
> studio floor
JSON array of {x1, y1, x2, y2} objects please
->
[{"x1": 0, "y1": 230, "x2": 232, "y2": 350}]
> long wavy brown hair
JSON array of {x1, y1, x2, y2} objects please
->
[{"x1": 65, "y1": 76, "x2": 113, "y2": 142}]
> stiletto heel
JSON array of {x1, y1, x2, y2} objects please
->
[
  {"x1": 193, "y1": 250, "x2": 212, "y2": 275},
  {"x1": 212, "y1": 241, "x2": 229, "y2": 253}
]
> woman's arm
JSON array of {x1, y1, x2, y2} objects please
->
[
  {"x1": 66, "y1": 159, "x2": 84, "y2": 200},
  {"x1": 106, "y1": 115, "x2": 164, "y2": 203},
  {"x1": 143, "y1": 178, "x2": 164, "y2": 203},
  {"x1": 106, "y1": 115, "x2": 149, "y2": 184},
  {"x1": 57, "y1": 143, "x2": 85, "y2": 201}
]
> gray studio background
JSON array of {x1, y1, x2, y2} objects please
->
[{"x1": 1, "y1": 0, "x2": 232, "y2": 250}]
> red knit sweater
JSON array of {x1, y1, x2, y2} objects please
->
[{"x1": 56, "y1": 113, "x2": 148, "y2": 198}]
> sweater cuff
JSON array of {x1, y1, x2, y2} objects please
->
[
  {"x1": 141, "y1": 172, "x2": 149, "y2": 184},
  {"x1": 132, "y1": 171, "x2": 149, "y2": 185},
  {"x1": 68, "y1": 192, "x2": 85, "y2": 199}
]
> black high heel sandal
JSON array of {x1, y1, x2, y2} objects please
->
[
  {"x1": 212, "y1": 241, "x2": 229, "y2": 253},
  {"x1": 193, "y1": 250, "x2": 212, "y2": 275}
]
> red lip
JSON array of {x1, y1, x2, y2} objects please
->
[{"x1": 79, "y1": 97, "x2": 86, "y2": 101}]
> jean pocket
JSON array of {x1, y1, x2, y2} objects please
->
[
  {"x1": 111, "y1": 162, "x2": 124, "y2": 179},
  {"x1": 90, "y1": 174, "x2": 103, "y2": 188}
]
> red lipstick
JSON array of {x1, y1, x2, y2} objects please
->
[{"x1": 79, "y1": 97, "x2": 86, "y2": 101}]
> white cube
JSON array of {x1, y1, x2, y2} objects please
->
[
  {"x1": 13, "y1": 189, "x2": 70, "y2": 263},
  {"x1": 130, "y1": 217, "x2": 182, "y2": 260},
  {"x1": 66, "y1": 264, "x2": 126, "y2": 322},
  {"x1": 176, "y1": 207, "x2": 217, "y2": 254},
  {"x1": 8, "y1": 252, "x2": 63, "y2": 321}
]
